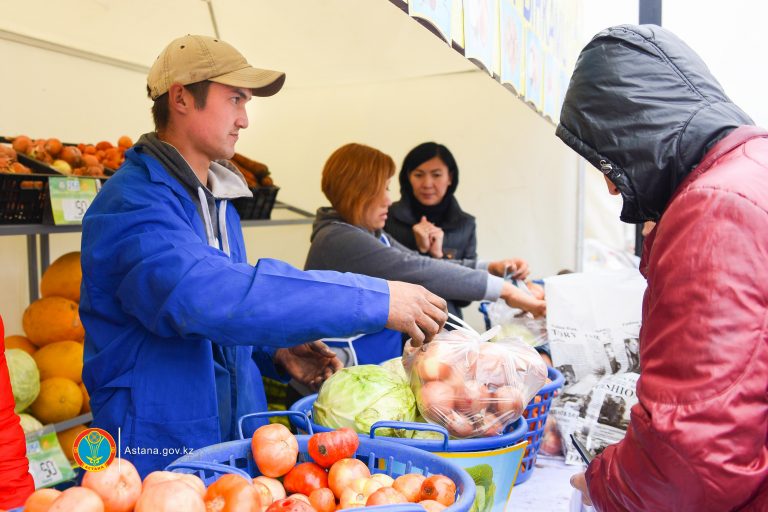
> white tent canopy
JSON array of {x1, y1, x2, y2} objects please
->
[{"x1": 1, "y1": 0, "x2": 592, "y2": 333}]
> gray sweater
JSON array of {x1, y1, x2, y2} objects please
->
[{"x1": 304, "y1": 208, "x2": 504, "y2": 303}]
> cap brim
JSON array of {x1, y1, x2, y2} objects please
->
[{"x1": 211, "y1": 67, "x2": 286, "y2": 97}]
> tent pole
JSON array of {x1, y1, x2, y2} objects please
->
[
  {"x1": 0, "y1": 28, "x2": 148, "y2": 74},
  {"x1": 575, "y1": 158, "x2": 585, "y2": 272}
]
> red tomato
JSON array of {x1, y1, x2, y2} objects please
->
[
  {"x1": 393, "y1": 473, "x2": 426, "y2": 502},
  {"x1": 252, "y1": 480, "x2": 273, "y2": 508},
  {"x1": 307, "y1": 427, "x2": 359, "y2": 468},
  {"x1": 308, "y1": 488, "x2": 335, "y2": 512},
  {"x1": 49, "y1": 487, "x2": 104, "y2": 512},
  {"x1": 328, "y1": 458, "x2": 371, "y2": 498},
  {"x1": 338, "y1": 488, "x2": 367, "y2": 509},
  {"x1": 24, "y1": 489, "x2": 62, "y2": 512},
  {"x1": 265, "y1": 498, "x2": 315, "y2": 512},
  {"x1": 81, "y1": 458, "x2": 142, "y2": 512},
  {"x1": 420, "y1": 475, "x2": 456, "y2": 506},
  {"x1": 204, "y1": 473, "x2": 260, "y2": 512},
  {"x1": 366, "y1": 487, "x2": 409, "y2": 506},
  {"x1": 135, "y1": 480, "x2": 206, "y2": 512},
  {"x1": 419, "y1": 499, "x2": 447, "y2": 511},
  {"x1": 142, "y1": 470, "x2": 206, "y2": 497},
  {"x1": 254, "y1": 476, "x2": 285, "y2": 502},
  {"x1": 283, "y1": 462, "x2": 328, "y2": 496},
  {"x1": 251, "y1": 423, "x2": 299, "y2": 478}
]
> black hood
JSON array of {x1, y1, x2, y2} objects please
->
[{"x1": 556, "y1": 24, "x2": 753, "y2": 223}]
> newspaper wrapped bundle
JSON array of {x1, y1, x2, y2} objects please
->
[{"x1": 544, "y1": 269, "x2": 646, "y2": 464}]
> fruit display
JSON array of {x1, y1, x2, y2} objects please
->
[
  {"x1": 20, "y1": 425, "x2": 460, "y2": 511},
  {"x1": 0, "y1": 143, "x2": 32, "y2": 174},
  {"x1": 5, "y1": 134, "x2": 134, "y2": 177},
  {"x1": 5, "y1": 251, "x2": 91, "y2": 462}
]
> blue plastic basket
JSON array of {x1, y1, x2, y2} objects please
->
[
  {"x1": 167, "y1": 411, "x2": 476, "y2": 512},
  {"x1": 516, "y1": 366, "x2": 564, "y2": 483},
  {"x1": 291, "y1": 367, "x2": 563, "y2": 485},
  {"x1": 479, "y1": 301, "x2": 493, "y2": 330},
  {"x1": 289, "y1": 400, "x2": 527, "y2": 454}
]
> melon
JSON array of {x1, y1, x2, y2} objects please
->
[
  {"x1": 80, "y1": 381, "x2": 91, "y2": 414},
  {"x1": 33, "y1": 340, "x2": 84, "y2": 383},
  {"x1": 4, "y1": 334, "x2": 37, "y2": 355},
  {"x1": 6, "y1": 348, "x2": 41, "y2": 412},
  {"x1": 30, "y1": 377, "x2": 83, "y2": 425},
  {"x1": 41, "y1": 251, "x2": 82, "y2": 302},
  {"x1": 23, "y1": 296, "x2": 85, "y2": 346}
]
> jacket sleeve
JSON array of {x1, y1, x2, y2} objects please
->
[
  {"x1": 81, "y1": 189, "x2": 390, "y2": 348},
  {"x1": 0, "y1": 348, "x2": 35, "y2": 508},
  {"x1": 306, "y1": 223, "x2": 490, "y2": 301},
  {"x1": 586, "y1": 186, "x2": 768, "y2": 511}
]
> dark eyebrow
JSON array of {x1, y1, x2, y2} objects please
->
[{"x1": 231, "y1": 87, "x2": 251, "y2": 100}]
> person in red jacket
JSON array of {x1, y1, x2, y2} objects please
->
[
  {"x1": 556, "y1": 25, "x2": 768, "y2": 511},
  {"x1": 0, "y1": 315, "x2": 35, "y2": 508}
]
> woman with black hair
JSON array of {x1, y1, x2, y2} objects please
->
[{"x1": 385, "y1": 142, "x2": 532, "y2": 317}]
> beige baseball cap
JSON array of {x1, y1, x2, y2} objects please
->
[{"x1": 147, "y1": 34, "x2": 286, "y2": 100}]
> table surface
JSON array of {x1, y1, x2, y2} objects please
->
[{"x1": 506, "y1": 454, "x2": 592, "y2": 511}]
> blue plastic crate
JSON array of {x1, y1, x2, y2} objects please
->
[
  {"x1": 167, "y1": 411, "x2": 476, "y2": 512},
  {"x1": 516, "y1": 366, "x2": 564, "y2": 483}
]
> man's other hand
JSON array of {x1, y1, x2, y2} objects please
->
[
  {"x1": 385, "y1": 281, "x2": 448, "y2": 347},
  {"x1": 275, "y1": 341, "x2": 342, "y2": 391}
]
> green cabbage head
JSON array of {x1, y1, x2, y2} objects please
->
[
  {"x1": 18, "y1": 413, "x2": 44, "y2": 434},
  {"x1": 6, "y1": 348, "x2": 40, "y2": 413},
  {"x1": 313, "y1": 364, "x2": 416, "y2": 437}
]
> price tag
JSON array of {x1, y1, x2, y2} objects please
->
[
  {"x1": 48, "y1": 176, "x2": 101, "y2": 225},
  {"x1": 26, "y1": 429, "x2": 76, "y2": 488}
]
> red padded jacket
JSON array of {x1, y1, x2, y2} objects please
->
[
  {"x1": 0, "y1": 316, "x2": 35, "y2": 508},
  {"x1": 585, "y1": 128, "x2": 768, "y2": 510}
]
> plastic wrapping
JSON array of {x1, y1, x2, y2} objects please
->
[
  {"x1": 404, "y1": 318, "x2": 548, "y2": 439},
  {"x1": 487, "y1": 301, "x2": 548, "y2": 348}
]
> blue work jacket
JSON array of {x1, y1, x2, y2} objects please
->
[{"x1": 79, "y1": 148, "x2": 389, "y2": 476}]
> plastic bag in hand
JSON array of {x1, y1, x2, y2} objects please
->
[{"x1": 404, "y1": 316, "x2": 548, "y2": 438}]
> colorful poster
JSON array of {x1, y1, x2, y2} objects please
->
[
  {"x1": 524, "y1": 27, "x2": 543, "y2": 111},
  {"x1": 409, "y1": 0, "x2": 453, "y2": 43},
  {"x1": 463, "y1": 0, "x2": 497, "y2": 75},
  {"x1": 500, "y1": 0, "x2": 525, "y2": 94},
  {"x1": 543, "y1": 51, "x2": 559, "y2": 120}
]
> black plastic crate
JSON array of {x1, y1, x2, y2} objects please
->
[
  {"x1": 0, "y1": 173, "x2": 50, "y2": 224},
  {"x1": 233, "y1": 186, "x2": 279, "y2": 220}
]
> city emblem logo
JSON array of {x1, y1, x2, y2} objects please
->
[{"x1": 73, "y1": 428, "x2": 116, "y2": 471}]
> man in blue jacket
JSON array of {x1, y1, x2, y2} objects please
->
[{"x1": 80, "y1": 34, "x2": 447, "y2": 476}]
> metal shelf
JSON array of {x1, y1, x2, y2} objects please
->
[{"x1": 2, "y1": 200, "x2": 314, "y2": 301}]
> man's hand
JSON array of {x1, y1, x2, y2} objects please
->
[
  {"x1": 413, "y1": 217, "x2": 444, "y2": 258},
  {"x1": 488, "y1": 258, "x2": 530, "y2": 280},
  {"x1": 500, "y1": 281, "x2": 546, "y2": 317},
  {"x1": 570, "y1": 472, "x2": 593, "y2": 506},
  {"x1": 385, "y1": 281, "x2": 448, "y2": 347},
  {"x1": 274, "y1": 341, "x2": 343, "y2": 391}
]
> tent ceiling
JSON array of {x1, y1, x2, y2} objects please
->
[{"x1": 0, "y1": 0, "x2": 478, "y2": 88}]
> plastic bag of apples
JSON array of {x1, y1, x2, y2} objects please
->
[{"x1": 403, "y1": 316, "x2": 548, "y2": 439}]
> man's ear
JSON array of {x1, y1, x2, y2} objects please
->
[{"x1": 168, "y1": 83, "x2": 188, "y2": 114}]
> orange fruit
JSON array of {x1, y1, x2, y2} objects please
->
[
  {"x1": 4, "y1": 335, "x2": 36, "y2": 355},
  {"x1": 23, "y1": 296, "x2": 85, "y2": 346},
  {"x1": 30, "y1": 377, "x2": 83, "y2": 424},
  {"x1": 33, "y1": 341, "x2": 84, "y2": 383},
  {"x1": 40, "y1": 251, "x2": 81, "y2": 302}
]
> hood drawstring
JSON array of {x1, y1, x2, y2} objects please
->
[
  {"x1": 218, "y1": 199, "x2": 230, "y2": 256},
  {"x1": 197, "y1": 187, "x2": 231, "y2": 257}
]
